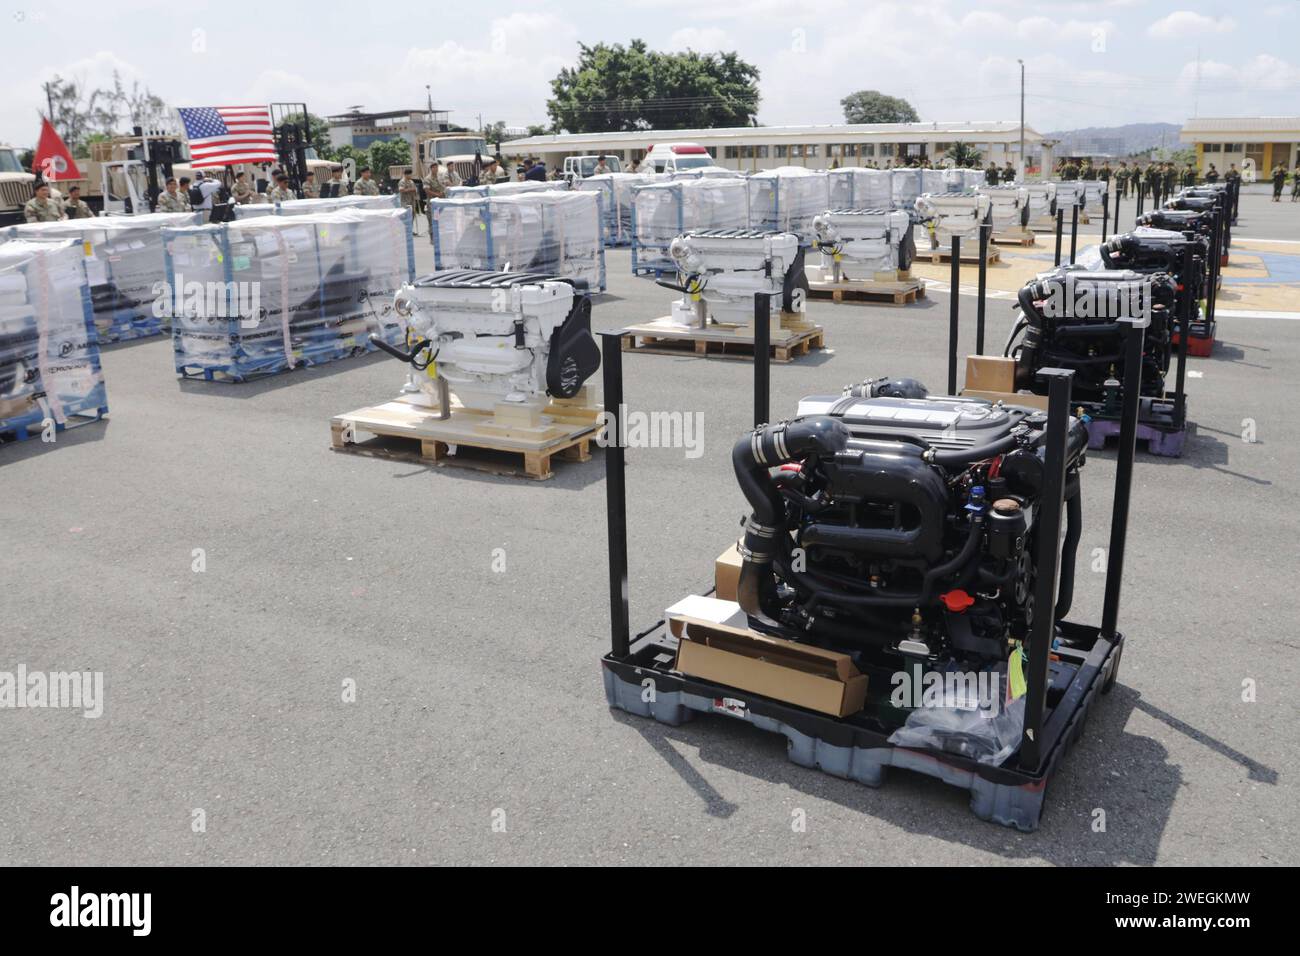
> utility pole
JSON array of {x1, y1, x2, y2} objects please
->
[
  {"x1": 1018, "y1": 59, "x2": 1025, "y2": 179},
  {"x1": 426, "y1": 85, "x2": 433, "y2": 128},
  {"x1": 44, "y1": 81, "x2": 54, "y2": 123}
]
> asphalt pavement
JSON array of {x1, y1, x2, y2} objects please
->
[{"x1": 0, "y1": 192, "x2": 1295, "y2": 865}]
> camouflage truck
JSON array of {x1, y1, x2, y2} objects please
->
[
  {"x1": 412, "y1": 132, "x2": 491, "y2": 184},
  {"x1": 0, "y1": 144, "x2": 37, "y2": 225}
]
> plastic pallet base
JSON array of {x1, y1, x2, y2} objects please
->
[
  {"x1": 1085, "y1": 417, "x2": 1186, "y2": 457},
  {"x1": 603, "y1": 666, "x2": 1060, "y2": 831},
  {"x1": 176, "y1": 343, "x2": 370, "y2": 383},
  {"x1": 0, "y1": 405, "x2": 108, "y2": 444}
]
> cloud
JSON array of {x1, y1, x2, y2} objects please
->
[
  {"x1": 668, "y1": 27, "x2": 731, "y2": 52},
  {"x1": 1147, "y1": 12, "x2": 1236, "y2": 38},
  {"x1": 1176, "y1": 54, "x2": 1300, "y2": 93}
]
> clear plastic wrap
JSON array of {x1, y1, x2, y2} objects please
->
[
  {"x1": 2, "y1": 212, "x2": 203, "y2": 342},
  {"x1": 747, "y1": 167, "x2": 830, "y2": 244},
  {"x1": 0, "y1": 238, "x2": 107, "y2": 439},
  {"x1": 631, "y1": 177, "x2": 750, "y2": 274},
  {"x1": 163, "y1": 206, "x2": 415, "y2": 380},
  {"x1": 827, "y1": 167, "x2": 892, "y2": 210},
  {"x1": 889, "y1": 694, "x2": 1025, "y2": 766},
  {"x1": 577, "y1": 172, "x2": 663, "y2": 246},
  {"x1": 1080, "y1": 180, "x2": 1106, "y2": 217},
  {"x1": 447, "y1": 180, "x2": 570, "y2": 200},
  {"x1": 232, "y1": 194, "x2": 399, "y2": 219},
  {"x1": 430, "y1": 191, "x2": 605, "y2": 291}
]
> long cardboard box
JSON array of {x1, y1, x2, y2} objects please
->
[{"x1": 672, "y1": 616, "x2": 869, "y2": 717}]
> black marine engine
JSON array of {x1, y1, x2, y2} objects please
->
[{"x1": 733, "y1": 383, "x2": 1088, "y2": 668}]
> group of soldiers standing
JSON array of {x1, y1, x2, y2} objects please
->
[
  {"x1": 22, "y1": 182, "x2": 95, "y2": 222},
  {"x1": 1048, "y1": 156, "x2": 1247, "y2": 206}
]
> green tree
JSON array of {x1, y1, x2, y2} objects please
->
[
  {"x1": 41, "y1": 72, "x2": 171, "y2": 150},
  {"x1": 841, "y1": 90, "x2": 919, "y2": 125},
  {"x1": 547, "y1": 40, "x2": 760, "y2": 133},
  {"x1": 331, "y1": 144, "x2": 371, "y2": 175},
  {"x1": 369, "y1": 138, "x2": 412, "y2": 173},
  {"x1": 526, "y1": 124, "x2": 549, "y2": 137},
  {"x1": 946, "y1": 142, "x2": 982, "y2": 168}
]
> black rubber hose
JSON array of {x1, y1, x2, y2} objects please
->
[{"x1": 927, "y1": 433, "x2": 1023, "y2": 468}]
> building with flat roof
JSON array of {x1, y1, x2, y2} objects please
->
[
  {"x1": 1180, "y1": 117, "x2": 1299, "y2": 177},
  {"x1": 504, "y1": 120, "x2": 1045, "y2": 173},
  {"x1": 327, "y1": 109, "x2": 453, "y2": 151}
]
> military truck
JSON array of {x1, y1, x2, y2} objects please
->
[
  {"x1": 0, "y1": 144, "x2": 37, "y2": 225},
  {"x1": 412, "y1": 132, "x2": 492, "y2": 183}
]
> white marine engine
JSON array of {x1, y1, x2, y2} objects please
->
[
  {"x1": 811, "y1": 209, "x2": 916, "y2": 280},
  {"x1": 1024, "y1": 182, "x2": 1057, "y2": 222},
  {"x1": 663, "y1": 230, "x2": 807, "y2": 328},
  {"x1": 976, "y1": 185, "x2": 1031, "y2": 231},
  {"x1": 915, "y1": 191, "x2": 992, "y2": 248},
  {"x1": 377, "y1": 270, "x2": 600, "y2": 413}
]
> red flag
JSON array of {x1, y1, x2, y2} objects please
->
[{"x1": 33, "y1": 118, "x2": 82, "y2": 181}]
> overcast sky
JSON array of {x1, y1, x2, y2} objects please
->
[{"x1": 3, "y1": 0, "x2": 1297, "y2": 148}]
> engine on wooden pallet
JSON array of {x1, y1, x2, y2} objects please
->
[
  {"x1": 663, "y1": 230, "x2": 808, "y2": 328},
  {"x1": 374, "y1": 269, "x2": 600, "y2": 413},
  {"x1": 811, "y1": 209, "x2": 915, "y2": 280},
  {"x1": 732, "y1": 381, "x2": 1087, "y2": 668},
  {"x1": 914, "y1": 192, "x2": 992, "y2": 249},
  {"x1": 1005, "y1": 265, "x2": 1177, "y2": 413}
]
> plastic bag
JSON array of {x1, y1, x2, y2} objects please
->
[{"x1": 888, "y1": 694, "x2": 1025, "y2": 766}]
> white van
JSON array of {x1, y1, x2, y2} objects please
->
[
  {"x1": 643, "y1": 143, "x2": 716, "y2": 174},
  {"x1": 563, "y1": 154, "x2": 624, "y2": 181}
]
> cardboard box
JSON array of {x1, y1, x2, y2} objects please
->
[
  {"x1": 961, "y1": 388, "x2": 1051, "y2": 411},
  {"x1": 714, "y1": 542, "x2": 743, "y2": 602},
  {"x1": 964, "y1": 355, "x2": 1017, "y2": 393},
  {"x1": 665, "y1": 595, "x2": 746, "y2": 638},
  {"x1": 672, "y1": 617, "x2": 869, "y2": 717}
]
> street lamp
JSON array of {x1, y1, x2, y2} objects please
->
[{"x1": 1018, "y1": 59, "x2": 1025, "y2": 179}]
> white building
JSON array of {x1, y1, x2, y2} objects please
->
[
  {"x1": 1180, "y1": 117, "x2": 1300, "y2": 177},
  {"x1": 504, "y1": 121, "x2": 1044, "y2": 174}
]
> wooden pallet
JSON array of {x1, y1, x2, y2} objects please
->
[
  {"x1": 330, "y1": 390, "x2": 601, "y2": 480},
  {"x1": 806, "y1": 276, "x2": 926, "y2": 306},
  {"x1": 927, "y1": 247, "x2": 1001, "y2": 265},
  {"x1": 991, "y1": 230, "x2": 1037, "y2": 247},
  {"x1": 620, "y1": 316, "x2": 826, "y2": 363}
]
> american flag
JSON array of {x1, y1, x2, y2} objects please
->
[{"x1": 177, "y1": 105, "x2": 278, "y2": 167}]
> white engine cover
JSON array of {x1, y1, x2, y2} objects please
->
[
  {"x1": 813, "y1": 208, "x2": 912, "y2": 276},
  {"x1": 976, "y1": 185, "x2": 1030, "y2": 231},
  {"x1": 395, "y1": 272, "x2": 578, "y2": 411},
  {"x1": 667, "y1": 230, "x2": 800, "y2": 327},
  {"x1": 916, "y1": 192, "x2": 992, "y2": 246}
]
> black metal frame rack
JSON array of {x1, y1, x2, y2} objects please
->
[{"x1": 599, "y1": 292, "x2": 1144, "y2": 831}]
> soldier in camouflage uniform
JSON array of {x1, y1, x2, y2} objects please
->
[
  {"x1": 1143, "y1": 163, "x2": 1161, "y2": 205},
  {"x1": 353, "y1": 167, "x2": 380, "y2": 196},
  {"x1": 1182, "y1": 163, "x2": 1197, "y2": 188},
  {"x1": 302, "y1": 172, "x2": 319, "y2": 199},
  {"x1": 423, "y1": 160, "x2": 447, "y2": 200},
  {"x1": 232, "y1": 172, "x2": 255, "y2": 204},
  {"x1": 326, "y1": 167, "x2": 348, "y2": 198},
  {"x1": 156, "y1": 178, "x2": 191, "y2": 212},
  {"x1": 1060, "y1": 158, "x2": 1080, "y2": 181},
  {"x1": 267, "y1": 174, "x2": 295, "y2": 203},
  {"x1": 1115, "y1": 162, "x2": 1130, "y2": 198},
  {"x1": 24, "y1": 183, "x2": 66, "y2": 222},
  {"x1": 232, "y1": 172, "x2": 254, "y2": 204},
  {"x1": 63, "y1": 185, "x2": 93, "y2": 219}
]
